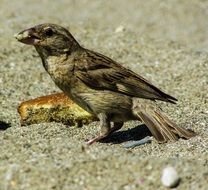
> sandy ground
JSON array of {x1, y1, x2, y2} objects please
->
[{"x1": 0, "y1": 0, "x2": 208, "y2": 189}]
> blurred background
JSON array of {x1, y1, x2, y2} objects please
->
[{"x1": 1, "y1": 0, "x2": 208, "y2": 51}]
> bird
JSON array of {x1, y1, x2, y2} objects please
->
[{"x1": 15, "y1": 23, "x2": 196, "y2": 145}]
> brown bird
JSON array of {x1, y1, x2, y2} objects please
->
[{"x1": 15, "y1": 23, "x2": 196, "y2": 145}]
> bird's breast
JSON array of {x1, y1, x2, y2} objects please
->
[{"x1": 45, "y1": 55, "x2": 74, "y2": 83}]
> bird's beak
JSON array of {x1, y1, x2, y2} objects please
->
[{"x1": 14, "y1": 28, "x2": 41, "y2": 45}]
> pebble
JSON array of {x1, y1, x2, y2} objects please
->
[
  {"x1": 123, "y1": 136, "x2": 151, "y2": 148},
  {"x1": 115, "y1": 25, "x2": 125, "y2": 33},
  {"x1": 161, "y1": 166, "x2": 180, "y2": 188}
]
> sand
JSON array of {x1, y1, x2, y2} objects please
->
[{"x1": 0, "y1": 0, "x2": 207, "y2": 189}]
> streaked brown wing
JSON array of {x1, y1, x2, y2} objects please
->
[{"x1": 75, "y1": 49, "x2": 177, "y2": 103}]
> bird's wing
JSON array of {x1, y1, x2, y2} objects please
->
[{"x1": 75, "y1": 49, "x2": 177, "y2": 103}]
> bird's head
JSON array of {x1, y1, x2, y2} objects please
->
[{"x1": 15, "y1": 23, "x2": 80, "y2": 56}]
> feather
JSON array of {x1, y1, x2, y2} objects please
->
[
  {"x1": 75, "y1": 49, "x2": 177, "y2": 104},
  {"x1": 133, "y1": 103, "x2": 196, "y2": 142}
]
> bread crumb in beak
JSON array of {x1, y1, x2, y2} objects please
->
[
  {"x1": 14, "y1": 30, "x2": 40, "y2": 45},
  {"x1": 14, "y1": 30, "x2": 30, "y2": 41}
]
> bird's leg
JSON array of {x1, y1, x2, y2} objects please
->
[
  {"x1": 86, "y1": 113, "x2": 111, "y2": 145},
  {"x1": 86, "y1": 121, "x2": 124, "y2": 145}
]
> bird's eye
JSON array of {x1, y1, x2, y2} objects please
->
[{"x1": 44, "y1": 28, "x2": 53, "y2": 37}]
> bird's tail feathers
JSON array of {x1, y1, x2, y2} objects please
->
[{"x1": 133, "y1": 103, "x2": 196, "y2": 143}]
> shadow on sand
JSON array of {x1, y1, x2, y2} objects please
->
[
  {"x1": 101, "y1": 124, "x2": 152, "y2": 144},
  {"x1": 0, "y1": 121, "x2": 11, "y2": 130}
]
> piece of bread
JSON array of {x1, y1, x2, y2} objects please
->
[{"x1": 18, "y1": 93, "x2": 97, "y2": 126}]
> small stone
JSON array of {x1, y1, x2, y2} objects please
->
[
  {"x1": 161, "y1": 166, "x2": 180, "y2": 188},
  {"x1": 123, "y1": 136, "x2": 151, "y2": 148},
  {"x1": 115, "y1": 25, "x2": 125, "y2": 33}
]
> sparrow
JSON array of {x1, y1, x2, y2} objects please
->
[{"x1": 15, "y1": 23, "x2": 196, "y2": 145}]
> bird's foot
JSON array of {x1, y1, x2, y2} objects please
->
[{"x1": 85, "y1": 134, "x2": 109, "y2": 145}]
